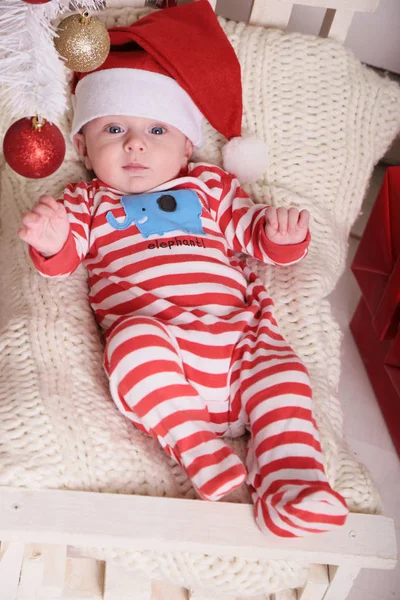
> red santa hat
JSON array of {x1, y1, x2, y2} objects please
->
[{"x1": 71, "y1": 0, "x2": 268, "y2": 183}]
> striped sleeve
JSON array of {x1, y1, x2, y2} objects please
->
[
  {"x1": 189, "y1": 163, "x2": 310, "y2": 266},
  {"x1": 29, "y1": 182, "x2": 93, "y2": 278}
]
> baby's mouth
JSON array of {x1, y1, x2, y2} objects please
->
[{"x1": 123, "y1": 162, "x2": 148, "y2": 171}]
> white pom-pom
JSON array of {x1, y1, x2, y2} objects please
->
[{"x1": 222, "y1": 135, "x2": 268, "y2": 183}]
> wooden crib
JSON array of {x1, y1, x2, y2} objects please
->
[{"x1": 0, "y1": 1, "x2": 397, "y2": 599}]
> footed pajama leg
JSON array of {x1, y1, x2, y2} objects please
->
[
  {"x1": 232, "y1": 330, "x2": 348, "y2": 537},
  {"x1": 104, "y1": 316, "x2": 246, "y2": 500}
]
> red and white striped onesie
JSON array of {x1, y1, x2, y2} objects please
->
[{"x1": 30, "y1": 162, "x2": 348, "y2": 537}]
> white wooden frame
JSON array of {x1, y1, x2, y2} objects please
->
[
  {"x1": 0, "y1": 487, "x2": 396, "y2": 600},
  {"x1": 1, "y1": 1, "x2": 393, "y2": 599},
  {"x1": 249, "y1": 0, "x2": 380, "y2": 42}
]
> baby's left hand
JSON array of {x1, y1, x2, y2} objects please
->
[{"x1": 265, "y1": 207, "x2": 309, "y2": 245}]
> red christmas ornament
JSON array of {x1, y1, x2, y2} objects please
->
[
  {"x1": 22, "y1": 0, "x2": 52, "y2": 4},
  {"x1": 3, "y1": 117, "x2": 66, "y2": 179}
]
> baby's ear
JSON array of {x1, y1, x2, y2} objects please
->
[
  {"x1": 73, "y1": 133, "x2": 92, "y2": 170},
  {"x1": 184, "y1": 138, "x2": 194, "y2": 164}
]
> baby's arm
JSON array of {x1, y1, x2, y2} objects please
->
[
  {"x1": 190, "y1": 163, "x2": 310, "y2": 266},
  {"x1": 19, "y1": 182, "x2": 92, "y2": 278},
  {"x1": 18, "y1": 195, "x2": 70, "y2": 257}
]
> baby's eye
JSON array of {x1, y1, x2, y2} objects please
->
[
  {"x1": 150, "y1": 126, "x2": 166, "y2": 135},
  {"x1": 106, "y1": 125, "x2": 124, "y2": 134}
]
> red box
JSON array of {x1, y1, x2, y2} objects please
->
[
  {"x1": 351, "y1": 166, "x2": 400, "y2": 456},
  {"x1": 351, "y1": 299, "x2": 400, "y2": 454}
]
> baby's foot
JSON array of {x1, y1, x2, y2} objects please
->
[
  {"x1": 179, "y1": 435, "x2": 247, "y2": 501},
  {"x1": 251, "y1": 482, "x2": 348, "y2": 537}
]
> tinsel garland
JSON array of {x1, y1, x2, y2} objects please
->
[{"x1": 0, "y1": 0, "x2": 106, "y2": 122}]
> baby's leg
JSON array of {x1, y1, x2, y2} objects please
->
[
  {"x1": 234, "y1": 332, "x2": 348, "y2": 537},
  {"x1": 104, "y1": 316, "x2": 246, "y2": 501}
]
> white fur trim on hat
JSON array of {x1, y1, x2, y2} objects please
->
[
  {"x1": 222, "y1": 135, "x2": 268, "y2": 183},
  {"x1": 71, "y1": 68, "x2": 204, "y2": 146}
]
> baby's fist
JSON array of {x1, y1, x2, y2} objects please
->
[
  {"x1": 265, "y1": 207, "x2": 309, "y2": 245},
  {"x1": 18, "y1": 195, "x2": 70, "y2": 257}
]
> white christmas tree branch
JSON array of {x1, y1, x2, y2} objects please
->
[{"x1": 0, "y1": 0, "x2": 106, "y2": 124}]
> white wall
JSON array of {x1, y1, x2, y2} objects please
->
[
  {"x1": 216, "y1": 0, "x2": 400, "y2": 74},
  {"x1": 216, "y1": 0, "x2": 252, "y2": 23},
  {"x1": 344, "y1": 0, "x2": 400, "y2": 74}
]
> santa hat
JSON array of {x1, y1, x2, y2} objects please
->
[{"x1": 71, "y1": 0, "x2": 268, "y2": 183}]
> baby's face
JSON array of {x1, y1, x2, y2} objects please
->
[{"x1": 73, "y1": 116, "x2": 193, "y2": 194}]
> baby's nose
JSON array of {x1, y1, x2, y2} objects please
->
[{"x1": 124, "y1": 135, "x2": 145, "y2": 152}]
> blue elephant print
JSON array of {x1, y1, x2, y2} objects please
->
[{"x1": 106, "y1": 189, "x2": 205, "y2": 238}]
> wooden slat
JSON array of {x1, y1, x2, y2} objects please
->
[
  {"x1": 17, "y1": 545, "x2": 44, "y2": 600},
  {"x1": 189, "y1": 593, "x2": 235, "y2": 600},
  {"x1": 63, "y1": 557, "x2": 104, "y2": 599},
  {"x1": 319, "y1": 8, "x2": 356, "y2": 42},
  {"x1": 249, "y1": 0, "x2": 379, "y2": 32},
  {"x1": 0, "y1": 487, "x2": 396, "y2": 570},
  {"x1": 297, "y1": 564, "x2": 329, "y2": 600},
  {"x1": 0, "y1": 542, "x2": 25, "y2": 600},
  {"x1": 152, "y1": 581, "x2": 188, "y2": 599},
  {"x1": 238, "y1": 596, "x2": 270, "y2": 600},
  {"x1": 15, "y1": 544, "x2": 66, "y2": 599},
  {"x1": 250, "y1": 0, "x2": 379, "y2": 10},
  {"x1": 249, "y1": 0, "x2": 293, "y2": 28},
  {"x1": 104, "y1": 563, "x2": 151, "y2": 599},
  {"x1": 40, "y1": 545, "x2": 67, "y2": 599},
  {"x1": 272, "y1": 591, "x2": 297, "y2": 599},
  {"x1": 323, "y1": 565, "x2": 361, "y2": 600}
]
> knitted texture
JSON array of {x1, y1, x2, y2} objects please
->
[{"x1": 1, "y1": 7, "x2": 400, "y2": 596}]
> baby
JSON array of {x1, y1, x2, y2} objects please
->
[{"x1": 18, "y1": 1, "x2": 348, "y2": 537}]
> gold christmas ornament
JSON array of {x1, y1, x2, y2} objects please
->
[{"x1": 54, "y1": 11, "x2": 110, "y2": 73}]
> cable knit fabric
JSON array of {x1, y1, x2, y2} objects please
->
[{"x1": 1, "y1": 7, "x2": 400, "y2": 596}]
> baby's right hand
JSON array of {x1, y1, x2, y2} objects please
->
[{"x1": 18, "y1": 195, "x2": 70, "y2": 257}]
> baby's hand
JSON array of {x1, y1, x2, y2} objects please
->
[
  {"x1": 265, "y1": 207, "x2": 309, "y2": 245},
  {"x1": 18, "y1": 195, "x2": 70, "y2": 257}
]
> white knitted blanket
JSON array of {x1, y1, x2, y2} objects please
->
[{"x1": 1, "y1": 8, "x2": 400, "y2": 597}]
